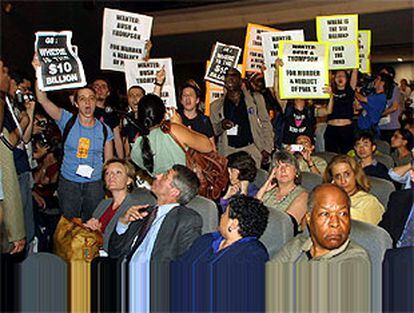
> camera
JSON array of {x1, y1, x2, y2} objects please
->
[
  {"x1": 33, "y1": 133, "x2": 49, "y2": 148},
  {"x1": 358, "y1": 74, "x2": 376, "y2": 96},
  {"x1": 15, "y1": 89, "x2": 36, "y2": 108}
]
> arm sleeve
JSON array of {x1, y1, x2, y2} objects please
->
[
  {"x1": 56, "y1": 110, "x2": 72, "y2": 132},
  {"x1": 177, "y1": 212, "x2": 202, "y2": 257}
]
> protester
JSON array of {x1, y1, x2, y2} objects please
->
[
  {"x1": 33, "y1": 54, "x2": 114, "y2": 222},
  {"x1": 172, "y1": 195, "x2": 269, "y2": 312},
  {"x1": 273, "y1": 184, "x2": 369, "y2": 263},
  {"x1": 256, "y1": 151, "x2": 308, "y2": 228},
  {"x1": 323, "y1": 154, "x2": 384, "y2": 225},
  {"x1": 130, "y1": 94, "x2": 213, "y2": 176},
  {"x1": 210, "y1": 68, "x2": 274, "y2": 168},
  {"x1": 289, "y1": 135, "x2": 327, "y2": 175},
  {"x1": 353, "y1": 130, "x2": 390, "y2": 180},
  {"x1": 390, "y1": 128, "x2": 413, "y2": 166},
  {"x1": 400, "y1": 78, "x2": 412, "y2": 107},
  {"x1": 219, "y1": 151, "x2": 258, "y2": 213}
]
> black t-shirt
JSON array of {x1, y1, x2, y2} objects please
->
[
  {"x1": 3, "y1": 106, "x2": 18, "y2": 133},
  {"x1": 282, "y1": 104, "x2": 315, "y2": 144},
  {"x1": 363, "y1": 161, "x2": 390, "y2": 181},
  {"x1": 121, "y1": 113, "x2": 140, "y2": 144},
  {"x1": 179, "y1": 110, "x2": 214, "y2": 139},
  {"x1": 94, "y1": 107, "x2": 120, "y2": 130},
  {"x1": 223, "y1": 96, "x2": 254, "y2": 148},
  {"x1": 328, "y1": 85, "x2": 355, "y2": 120}
]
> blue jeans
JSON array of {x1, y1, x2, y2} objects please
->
[{"x1": 58, "y1": 175, "x2": 104, "y2": 222}]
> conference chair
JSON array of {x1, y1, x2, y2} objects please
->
[
  {"x1": 375, "y1": 153, "x2": 394, "y2": 169},
  {"x1": 368, "y1": 176, "x2": 395, "y2": 208},
  {"x1": 187, "y1": 195, "x2": 219, "y2": 234},
  {"x1": 301, "y1": 171, "x2": 323, "y2": 192},
  {"x1": 375, "y1": 140, "x2": 391, "y2": 155},
  {"x1": 314, "y1": 151, "x2": 337, "y2": 164}
]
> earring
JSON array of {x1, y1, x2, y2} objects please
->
[{"x1": 228, "y1": 226, "x2": 232, "y2": 232}]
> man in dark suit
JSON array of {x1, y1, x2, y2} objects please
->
[{"x1": 108, "y1": 164, "x2": 202, "y2": 312}]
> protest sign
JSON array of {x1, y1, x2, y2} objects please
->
[
  {"x1": 101, "y1": 8, "x2": 153, "y2": 72},
  {"x1": 124, "y1": 58, "x2": 177, "y2": 108},
  {"x1": 242, "y1": 23, "x2": 277, "y2": 77},
  {"x1": 278, "y1": 41, "x2": 329, "y2": 99},
  {"x1": 261, "y1": 29, "x2": 305, "y2": 87},
  {"x1": 35, "y1": 31, "x2": 86, "y2": 91},
  {"x1": 204, "y1": 42, "x2": 242, "y2": 86},
  {"x1": 358, "y1": 30, "x2": 371, "y2": 74},
  {"x1": 316, "y1": 14, "x2": 359, "y2": 70}
]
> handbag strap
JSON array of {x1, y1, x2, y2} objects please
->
[{"x1": 160, "y1": 121, "x2": 188, "y2": 155}]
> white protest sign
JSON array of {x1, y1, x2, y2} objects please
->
[
  {"x1": 358, "y1": 30, "x2": 371, "y2": 74},
  {"x1": 242, "y1": 23, "x2": 277, "y2": 77},
  {"x1": 316, "y1": 14, "x2": 359, "y2": 70},
  {"x1": 101, "y1": 8, "x2": 153, "y2": 72},
  {"x1": 261, "y1": 29, "x2": 305, "y2": 87},
  {"x1": 124, "y1": 58, "x2": 176, "y2": 108},
  {"x1": 204, "y1": 42, "x2": 242, "y2": 86},
  {"x1": 278, "y1": 41, "x2": 329, "y2": 99},
  {"x1": 35, "y1": 31, "x2": 86, "y2": 91}
]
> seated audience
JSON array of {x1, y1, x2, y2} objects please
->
[
  {"x1": 256, "y1": 151, "x2": 308, "y2": 226},
  {"x1": 388, "y1": 159, "x2": 413, "y2": 189},
  {"x1": 323, "y1": 155, "x2": 385, "y2": 225},
  {"x1": 390, "y1": 128, "x2": 413, "y2": 166},
  {"x1": 289, "y1": 135, "x2": 327, "y2": 175},
  {"x1": 219, "y1": 151, "x2": 258, "y2": 213},
  {"x1": 353, "y1": 130, "x2": 390, "y2": 180},
  {"x1": 273, "y1": 184, "x2": 369, "y2": 263},
  {"x1": 172, "y1": 195, "x2": 269, "y2": 312}
]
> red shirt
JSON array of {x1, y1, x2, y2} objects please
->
[{"x1": 99, "y1": 203, "x2": 117, "y2": 233}]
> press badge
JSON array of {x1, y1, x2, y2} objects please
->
[
  {"x1": 226, "y1": 124, "x2": 238, "y2": 136},
  {"x1": 77, "y1": 137, "x2": 90, "y2": 159},
  {"x1": 76, "y1": 164, "x2": 94, "y2": 179}
]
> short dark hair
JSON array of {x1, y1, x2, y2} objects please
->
[
  {"x1": 307, "y1": 184, "x2": 351, "y2": 213},
  {"x1": 228, "y1": 195, "x2": 269, "y2": 238},
  {"x1": 396, "y1": 128, "x2": 414, "y2": 150},
  {"x1": 227, "y1": 151, "x2": 257, "y2": 182},
  {"x1": 179, "y1": 83, "x2": 201, "y2": 99},
  {"x1": 354, "y1": 130, "x2": 375, "y2": 146},
  {"x1": 92, "y1": 77, "x2": 111, "y2": 91},
  {"x1": 73, "y1": 86, "x2": 96, "y2": 102},
  {"x1": 171, "y1": 164, "x2": 200, "y2": 205},
  {"x1": 378, "y1": 72, "x2": 394, "y2": 98},
  {"x1": 128, "y1": 85, "x2": 146, "y2": 95},
  {"x1": 380, "y1": 65, "x2": 395, "y2": 78}
]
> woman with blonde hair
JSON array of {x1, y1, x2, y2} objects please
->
[{"x1": 323, "y1": 154, "x2": 385, "y2": 225}]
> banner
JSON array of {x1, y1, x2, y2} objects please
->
[
  {"x1": 205, "y1": 62, "x2": 243, "y2": 116},
  {"x1": 358, "y1": 30, "x2": 371, "y2": 74},
  {"x1": 278, "y1": 41, "x2": 329, "y2": 99},
  {"x1": 261, "y1": 29, "x2": 305, "y2": 87},
  {"x1": 242, "y1": 23, "x2": 277, "y2": 77},
  {"x1": 35, "y1": 31, "x2": 86, "y2": 91},
  {"x1": 204, "y1": 42, "x2": 242, "y2": 86},
  {"x1": 316, "y1": 14, "x2": 359, "y2": 70},
  {"x1": 101, "y1": 8, "x2": 153, "y2": 72},
  {"x1": 124, "y1": 58, "x2": 176, "y2": 108}
]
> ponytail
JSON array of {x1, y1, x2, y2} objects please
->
[{"x1": 141, "y1": 135, "x2": 154, "y2": 173}]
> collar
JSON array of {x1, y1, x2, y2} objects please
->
[
  {"x1": 211, "y1": 231, "x2": 256, "y2": 254},
  {"x1": 301, "y1": 237, "x2": 351, "y2": 260},
  {"x1": 155, "y1": 202, "x2": 180, "y2": 220}
]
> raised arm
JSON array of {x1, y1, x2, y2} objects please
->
[
  {"x1": 153, "y1": 66, "x2": 165, "y2": 97},
  {"x1": 350, "y1": 68, "x2": 358, "y2": 90},
  {"x1": 273, "y1": 58, "x2": 288, "y2": 113},
  {"x1": 32, "y1": 54, "x2": 62, "y2": 121},
  {"x1": 315, "y1": 85, "x2": 334, "y2": 117}
]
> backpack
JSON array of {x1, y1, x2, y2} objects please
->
[{"x1": 62, "y1": 114, "x2": 108, "y2": 150}]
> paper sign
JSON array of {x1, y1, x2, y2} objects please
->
[
  {"x1": 261, "y1": 29, "x2": 305, "y2": 87},
  {"x1": 35, "y1": 31, "x2": 87, "y2": 91},
  {"x1": 101, "y1": 8, "x2": 153, "y2": 72},
  {"x1": 204, "y1": 42, "x2": 242, "y2": 86},
  {"x1": 278, "y1": 41, "x2": 329, "y2": 99},
  {"x1": 124, "y1": 58, "x2": 176, "y2": 108},
  {"x1": 242, "y1": 23, "x2": 277, "y2": 77},
  {"x1": 358, "y1": 30, "x2": 371, "y2": 74},
  {"x1": 328, "y1": 42, "x2": 359, "y2": 69}
]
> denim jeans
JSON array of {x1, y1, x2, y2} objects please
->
[{"x1": 58, "y1": 175, "x2": 104, "y2": 222}]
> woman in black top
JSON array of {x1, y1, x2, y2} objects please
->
[{"x1": 323, "y1": 69, "x2": 358, "y2": 154}]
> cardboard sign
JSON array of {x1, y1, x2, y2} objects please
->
[
  {"x1": 124, "y1": 58, "x2": 177, "y2": 108},
  {"x1": 101, "y1": 8, "x2": 153, "y2": 72},
  {"x1": 278, "y1": 41, "x2": 329, "y2": 99},
  {"x1": 261, "y1": 29, "x2": 305, "y2": 87},
  {"x1": 358, "y1": 30, "x2": 371, "y2": 74},
  {"x1": 242, "y1": 23, "x2": 277, "y2": 77},
  {"x1": 316, "y1": 14, "x2": 359, "y2": 69},
  {"x1": 35, "y1": 31, "x2": 86, "y2": 91},
  {"x1": 204, "y1": 42, "x2": 242, "y2": 86},
  {"x1": 204, "y1": 62, "x2": 243, "y2": 116}
]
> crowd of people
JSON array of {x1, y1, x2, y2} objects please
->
[{"x1": 0, "y1": 42, "x2": 413, "y2": 311}]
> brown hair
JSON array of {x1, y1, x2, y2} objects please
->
[
  {"x1": 323, "y1": 155, "x2": 370, "y2": 192},
  {"x1": 73, "y1": 86, "x2": 96, "y2": 103},
  {"x1": 102, "y1": 158, "x2": 136, "y2": 190},
  {"x1": 271, "y1": 150, "x2": 302, "y2": 185}
]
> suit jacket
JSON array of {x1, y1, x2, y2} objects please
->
[
  {"x1": 379, "y1": 189, "x2": 414, "y2": 247},
  {"x1": 108, "y1": 204, "x2": 202, "y2": 312},
  {"x1": 92, "y1": 188, "x2": 156, "y2": 251},
  {"x1": 209, "y1": 86, "x2": 274, "y2": 154}
]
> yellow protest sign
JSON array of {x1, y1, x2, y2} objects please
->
[{"x1": 358, "y1": 30, "x2": 371, "y2": 74}]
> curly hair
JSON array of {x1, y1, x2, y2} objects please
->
[
  {"x1": 228, "y1": 195, "x2": 269, "y2": 239},
  {"x1": 227, "y1": 151, "x2": 257, "y2": 182},
  {"x1": 271, "y1": 150, "x2": 302, "y2": 185},
  {"x1": 323, "y1": 154, "x2": 370, "y2": 192}
]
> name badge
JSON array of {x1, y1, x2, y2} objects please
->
[
  {"x1": 226, "y1": 124, "x2": 238, "y2": 136},
  {"x1": 77, "y1": 137, "x2": 90, "y2": 159},
  {"x1": 76, "y1": 164, "x2": 94, "y2": 179}
]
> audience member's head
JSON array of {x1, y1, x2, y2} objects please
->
[
  {"x1": 332, "y1": 70, "x2": 349, "y2": 90},
  {"x1": 127, "y1": 85, "x2": 146, "y2": 112},
  {"x1": 324, "y1": 155, "x2": 370, "y2": 195},
  {"x1": 73, "y1": 87, "x2": 97, "y2": 118},
  {"x1": 354, "y1": 131, "x2": 376, "y2": 160},
  {"x1": 391, "y1": 128, "x2": 414, "y2": 151},
  {"x1": 138, "y1": 94, "x2": 166, "y2": 133},
  {"x1": 103, "y1": 158, "x2": 136, "y2": 193},
  {"x1": 180, "y1": 83, "x2": 201, "y2": 113},
  {"x1": 227, "y1": 151, "x2": 257, "y2": 185},
  {"x1": 220, "y1": 195, "x2": 269, "y2": 240},
  {"x1": 151, "y1": 164, "x2": 199, "y2": 205},
  {"x1": 295, "y1": 135, "x2": 315, "y2": 154},
  {"x1": 306, "y1": 184, "x2": 351, "y2": 256},
  {"x1": 379, "y1": 65, "x2": 396, "y2": 79},
  {"x1": 92, "y1": 78, "x2": 111, "y2": 103},
  {"x1": 403, "y1": 118, "x2": 414, "y2": 136},
  {"x1": 271, "y1": 150, "x2": 302, "y2": 186},
  {"x1": 224, "y1": 68, "x2": 242, "y2": 92}
]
